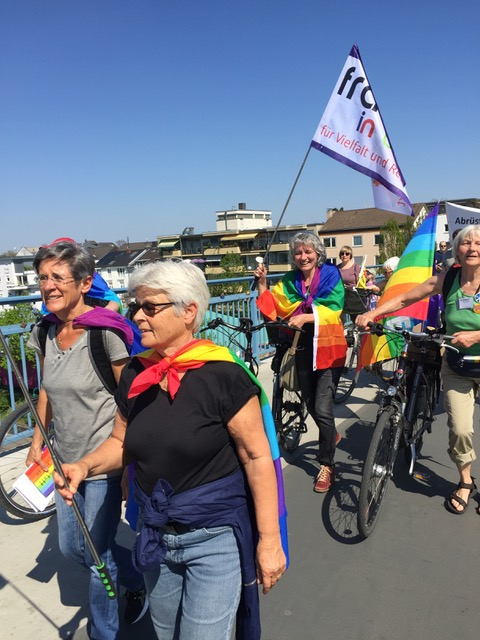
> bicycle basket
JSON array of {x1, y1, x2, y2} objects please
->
[
  {"x1": 407, "y1": 342, "x2": 443, "y2": 370},
  {"x1": 343, "y1": 288, "x2": 369, "y2": 315}
]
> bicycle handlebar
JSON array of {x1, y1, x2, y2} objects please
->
[
  {"x1": 367, "y1": 321, "x2": 459, "y2": 352},
  {"x1": 201, "y1": 317, "x2": 305, "y2": 334}
]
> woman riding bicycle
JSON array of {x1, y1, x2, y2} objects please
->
[
  {"x1": 356, "y1": 225, "x2": 480, "y2": 516},
  {"x1": 254, "y1": 232, "x2": 347, "y2": 493}
]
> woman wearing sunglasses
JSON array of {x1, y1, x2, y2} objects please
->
[
  {"x1": 54, "y1": 259, "x2": 287, "y2": 640},
  {"x1": 338, "y1": 245, "x2": 360, "y2": 289},
  {"x1": 27, "y1": 241, "x2": 146, "y2": 639}
]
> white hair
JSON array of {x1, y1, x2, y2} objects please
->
[
  {"x1": 128, "y1": 260, "x2": 210, "y2": 332},
  {"x1": 383, "y1": 256, "x2": 400, "y2": 272},
  {"x1": 453, "y1": 224, "x2": 480, "y2": 263}
]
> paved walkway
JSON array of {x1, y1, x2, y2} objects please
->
[{"x1": 0, "y1": 362, "x2": 479, "y2": 639}]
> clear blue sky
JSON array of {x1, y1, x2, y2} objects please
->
[{"x1": 1, "y1": 0, "x2": 479, "y2": 252}]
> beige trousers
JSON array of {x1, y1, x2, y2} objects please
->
[{"x1": 441, "y1": 359, "x2": 479, "y2": 466}]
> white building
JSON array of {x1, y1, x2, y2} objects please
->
[{"x1": 215, "y1": 203, "x2": 272, "y2": 232}]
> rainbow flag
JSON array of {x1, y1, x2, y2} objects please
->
[
  {"x1": 359, "y1": 205, "x2": 439, "y2": 366},
  {"x1": 256, "y1": 264, "x2": 347, "y2": 369},
  {"x1": 129, "y1": 340, "x2": 290, "y2": 567}
]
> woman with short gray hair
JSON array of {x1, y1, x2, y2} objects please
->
[
  {"x1": 255, "y1": 232, "x2": 347, "y2": 493},
  {"x1": 55, "y1": 259, "x2": 287, "y2": 640},
  {"x1": 357, "y1": 224, "x2": 480, "y2": 516}
]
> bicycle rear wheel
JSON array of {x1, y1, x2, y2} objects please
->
[
  {"x1": 358, "y1": 406, "x2": 401, "y2": 538},
  {"x1": 0, "y1": 400, "x2": 56, "y2": 521},
  {"x1": 404, "y1": 371, "x2": 437, "y2": 473},
  {"x1": 334, "y1": 333, "x2": 359, "y2": 404},
  {"x1": 272, "y1": 381, "x2": 308, "y2": 452}
]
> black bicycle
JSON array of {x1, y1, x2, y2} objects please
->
[
  {"x1": 335, "y1": 288, "x2": 377, "y2": 403},
  {"x1": 0, "y1": 397, "x2": 56, "y2": 521},
  {"x1": 200, "y1": 317, "x2": 307, "y2": 452},
  {"x1": 357, "y1": 322, "x2": 456, "y2": 538}
]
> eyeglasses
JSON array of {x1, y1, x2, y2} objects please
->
[
  {"x1": 36, "y1": 274, "x2": 76, "y2": 287},
  {"x1": 128, "y1": 301, "x2": 174, "y2": 317},
  {"x1": 339, "y1": 252, "x2": 351, "y2": 257},
  {"x1": 439, "y1": 245, "x2": 447, "y2": 249}
]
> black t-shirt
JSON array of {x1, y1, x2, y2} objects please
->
[{"x1": 115, "y1": 359, "x2": 260, "y2": 495}]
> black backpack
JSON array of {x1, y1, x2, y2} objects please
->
[{"x1": 35, "y1": 318, "x2": 118, "y2": 394}]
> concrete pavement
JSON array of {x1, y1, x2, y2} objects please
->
[{"x1": 0, "y1": 361, "x2": 479, "y2": 639}]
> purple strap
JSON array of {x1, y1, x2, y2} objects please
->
[{"x1": 43, "y1": 307, "x2": 134, "y2": 347}]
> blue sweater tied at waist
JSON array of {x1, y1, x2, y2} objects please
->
[{"x1": 133, "y1": 468, "x2": 261, "y2": 640}]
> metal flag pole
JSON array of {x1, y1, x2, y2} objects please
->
[
  {"x1": 251, "y1": 145, "x2": 312, "y2": 290},
  {"x1": 0, "y1": 327, "x2": 117, "y2": 599}
]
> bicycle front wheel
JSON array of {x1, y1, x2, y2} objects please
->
[
  {"x1": 358, "y1": 406, "x2": 401, "y2": 538},
  {"x1": 0, "y1": 401, "x2": 56, "y2": 521},
  {"x1": 334, "y1": 335, "x2": 359, "y2": 404}
]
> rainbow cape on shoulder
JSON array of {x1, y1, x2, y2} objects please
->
[{"x1": 256, "y1": 264, "x2": 347, "y2": 369}]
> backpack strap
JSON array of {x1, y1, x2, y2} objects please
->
[
  {"x1": 442, "y1": 265, "x2": 461, "y2": 301},
  {"x1": 88, "y1": 328, "x2": 118, "y2": 395},
  {"x1": 35, "y1": 319, "x2": 118, "y2": 394},
  {"x1": 35, "y1": 318, "x2": 51, "y2": 357}
]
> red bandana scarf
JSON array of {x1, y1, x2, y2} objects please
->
[{"x1": 128, "y1": 339, "x2": 231, "y2": 400}]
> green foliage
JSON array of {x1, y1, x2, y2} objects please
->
[
  {"x1": 0, "y1": 304, "x2": 37, "y2": 369},
  {"x1": 207, "y1": 253, "x2": 249, "y2": 297},
  {"x1": 378, "y1": 218, "x2": 415, "y2": 264}
]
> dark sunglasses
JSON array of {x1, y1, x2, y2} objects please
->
[
  {"x1": 128, "y1": 301, "x2": 173, "y2": 317},
  {"x1": 340, "y1": 251, "x2": 351, "y2": 256}
]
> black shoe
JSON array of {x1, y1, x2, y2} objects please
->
[{"x1": 124, "y1": 588, "x2": 149, "y2": 625}]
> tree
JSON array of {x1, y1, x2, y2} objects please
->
[
  {"x1": 0, "y1": 304, "x2": 37, "y2": 370},
  {"x1": 378, "y1": 217, "x2": 415, "y2": 264},
  {"x1": 207, "y1": 253, "x2": 248, "y2": 297}
]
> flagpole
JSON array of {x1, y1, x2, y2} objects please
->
[{"x1": 251, "y1": 145, "x2": 312, "y2": 290}]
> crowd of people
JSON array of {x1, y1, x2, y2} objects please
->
[{"x1": 20, "y1": 226, "x2": 480, "y2": 638}]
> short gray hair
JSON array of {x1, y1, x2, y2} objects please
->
[
  {"x1": 289, "y1": 232, "x2": 326, "y2": 268},
  {"x1": 128, "y1": 260, "x2": 210, "y2": 332},
  {"x1": 33, "y1": 242, "x2": 95, "y2": 281},
  {"x1": 383, "y1": 256, "x2": 400, "y2": 273},
  {"x1": 453, "y1": 224, "x2": 480, "y2": 263}
]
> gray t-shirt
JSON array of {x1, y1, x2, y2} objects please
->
[{"x1": 28, "y1": 324, "x2": 128, "y2": 473}]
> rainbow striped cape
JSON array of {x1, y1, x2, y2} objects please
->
[
  {"x1": 359, "y1": 205, "x2": 438, "y2": 366},
  {"x1": 257, "y1": 264, "x2": 347, "y2": 369},
  {"x1": 130, "y1": 340, "x2": 289, "y2": 567}
]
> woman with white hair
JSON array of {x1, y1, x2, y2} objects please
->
[
  {"x1": 376, "y1": 256, "x2": 400, "y2": 293},
  {"x1": 55, "y1": 259, "x2": 286, "y2": 640},
  {"x1": 357, "y1": 225, "x2": 480, "y2": 516},
  {"x1": 254, "y1": 232, "x2": 347, "y2": 493}
]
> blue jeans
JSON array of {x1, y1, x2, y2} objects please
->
[
  {"x1": 55, "y1": 476, "x2": 144, "y2": 640},
  {"x1": 143, "y1": 525, "x2": 242, "y2": 640}
]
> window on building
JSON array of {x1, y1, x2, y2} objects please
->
[
  {"x1": 374, "y1": 234, "x2": 382, "y2": 245},
  {"x1": 353, "y1": 235, "x2": 363, "y2": 247},
  {"x1": 323, "y1": 237, "x2": 336, "y2": 248}
]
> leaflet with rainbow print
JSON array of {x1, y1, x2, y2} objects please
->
[{"x1": 13, "y1": 447, "x2": 55, "y2": 512}]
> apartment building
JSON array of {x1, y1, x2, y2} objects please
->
[{"x1": 318, "y1": 204, "x2": 427, "y2": 268}]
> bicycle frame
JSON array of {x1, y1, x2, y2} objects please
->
[{"x1": 375, "y1": 330, "x2": 441, "y2": 475}]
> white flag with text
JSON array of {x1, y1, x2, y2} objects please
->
[
  {"x1": 445, "y1": 202, "x2": 480, "y2": 239},
  {"x1": 311, "y1": 44, "x2": 412, "y2": 215}
]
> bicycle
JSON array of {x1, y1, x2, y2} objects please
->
[
  {"x1": 357, "y1": 322, "x2": 456, "y2": 538},
  {"x1": 335, "y1": 287, "x2": 378, "y2": 404},
  {"x1": 0, "y1": 397, "x2": 56, "y2": 521},
  {"x1": 199, "y1": 317, "x2": 307, "y2": 452}
]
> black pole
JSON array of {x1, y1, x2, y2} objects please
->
[
  {"x1": 251, "y1": 145, "x2": 312, "y2": 290},
  {"x1": 0, "y1": 328, "x2": 117, "y2": 599}
]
